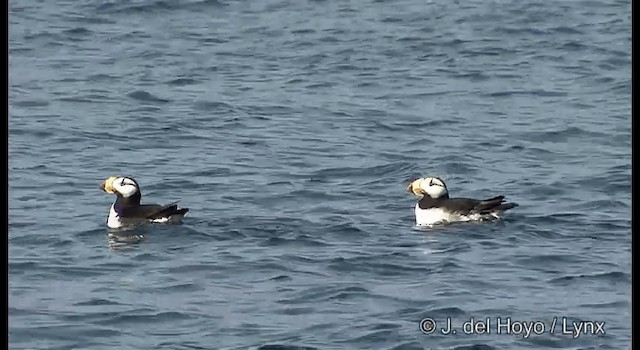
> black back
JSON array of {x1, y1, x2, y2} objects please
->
[{"x1": 419, "y1": 195, "x2": 517, "y2": 215}]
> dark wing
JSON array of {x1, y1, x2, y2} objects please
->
[
  {"x1": 118, "y1": 204, "x2": 164, "y2": 218},
  {"x1": 147, "y1": 203, "x2": 189, "y2": 219},
  {"x1": 422, "y1": 196, "x2": 518, "y2": 214},
  {"x1": 469, "y1": 195, "x2": 518, "y2": 214},
  {"x1": 119, "y1": 202, "x2": 189, "y2": 219},
  {"x1": 432, "y1": 198, "x2": 482, "y2": 213}
]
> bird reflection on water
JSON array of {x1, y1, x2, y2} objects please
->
[{"x1": 106, "y1": 227, "x2": 147, "y2": 251}]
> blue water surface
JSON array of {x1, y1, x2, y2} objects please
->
[{"x1": 9, "y1": 0, "x2": 631, "y2": 349}]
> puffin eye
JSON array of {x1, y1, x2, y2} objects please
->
[
  {"x1": 121, "y1": 178, "x2": 126, "y2": 186},
  {"x1": 430, "y1": 179, "x2": 444, "y2": 187}
]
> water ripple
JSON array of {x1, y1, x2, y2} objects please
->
[{"x1": 9, "y1": 0, "x2": 630, "y2": 349}]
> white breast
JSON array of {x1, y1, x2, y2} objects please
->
[
  {"x1": 106, "y1": 204, "x2": 145, "y2": 229},
  {"x1": 107, "y1": 204, "x2": 123, "y2": 229},
  {"x1": 414, "y1": 204, "x2": 459, "y2": 226},
  {"x1": 414, "y1": 204, "x2": 503, "y2": 226}
]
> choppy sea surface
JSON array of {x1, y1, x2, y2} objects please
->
[{"x1": 9, "y1": 0, "x2": 631, "y2": 349}]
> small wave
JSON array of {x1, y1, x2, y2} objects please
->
[
  {"x1": 12, "y1": 99, "x2": 50, "y2": 108},
  {"x1": 579, "y1": 300, "x2": 630, "y2": 309},
  {"x1": 327, "y1": 256, "x2": 432, "y2": 276},
  {"x1": 385, "y1": 341, "x2": 424, "y2": 350},
  {"x1": 274, "y1": 306, "x2": 315, "y2": 316},
  {"x1": 485, "y1": 90, "x2": 568, "y2": 98},
  {"x1": 149, "y1": 282, "x2": 205, "y2": 293},
  {"x1": 322, "y1": 222, "x2": 369, "y2": 237},
  {"x1": 304, "y1": 81, "x2": 335, "y2": 89},
  {"x1": 167, "y1": 77, "x2": 200, "y2": 86},
  {"x1": 126, "y1": 90, "x2": 171, "y2": 103},
  {"x1": 156, "y1": 341, "x2": 210, "y2": 350},
  {"x1": 311, "y1": 161, "x2": 415, "y2": 180},
  {"x1": 339, "y1": 329, "x2": 401, "y2": 346},
  {"x1": 279, "y1": 285, "x2": 369, "y2": 305},
  {"x1": 23, "y1": 31, "x2": 63, "y2": 41},
  {"x1": 515, "y1": 253, "x2": 587, "y2": 267},
  {"x1": 258, "y1": 235, "x2": 330, "y2": 248},
  {"x1": 492, "y1": 26, "x2": 548, "y2": 36},
  {"x1": 560, "y1": 41, "x2": 588, "y2": 50},
  {"x1": 8, "y1": 46, "x2": 33, "y2": 54},
  {"x1": 263, "y1": 275, "x2": 293, "y2": 282},
  {"x1": 549, "y1": 271, "x2": 630, "y2": 285},
  {"x1": 265, "y1": 189, "x2": 343, "y2": 202},
  {"x1": 62, "y1": 27, "x2": 93, "y2": 36},
  {"x1": 65, "y1": 14, "x2": 116, "y2": 24},
  {"x1": 451, "y1": 71, "x2": 491, "y2": 82},
  {"x1": 86, "y1": 73, "x2": 120, "y2": 82},
  {"x1": 72, "y1": 298, "x2": 124, "y2": 307},
  {"x1": 199, "y1": 37, "x2": 228, "y2": 45},
  {"x1": 58, "y1": 94, "x2": 114, "y2": 103},
  {"x1": 96, "y1": 0, "x2": 178, "y2": 13},
  {"x1": 9, "y1": 325, "x2": 122, "y2": 342},
  {"x1": 95, "y1": 311, "x2": 194, "y2": 326},
  {"x1": 256, "y1": 345, "x2": 318, "y2": 350},
  {"x1": 182, "y1": 167, "x2": 233, "y2": 178},
  {"x1": 452, "y1": 345, "x2": 497, "y2": 350},
  {"x1": 568, "y1": 199, "x2": 629, "y2": 211},
  {"x1": 519, "y1": 126, "x2": 609, "y2": 143},
  {"x1": 552, "y1": 26, "x2": 584, "y2": 35},
  {"x1": 423, "y1": 307, "x2": 467, "y2": 318}
]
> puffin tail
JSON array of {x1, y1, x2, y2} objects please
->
[
  {"x1": 495, "y1": 202, "x2": 518, "y2": 212},
  {"x1": 475, "y1": 196, "x2": 518, "y2": 213}
]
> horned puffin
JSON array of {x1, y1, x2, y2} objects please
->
[
  {"x1": 407, "y1": 177, "x2": 518, "y2": 226},
  {"x1": 100, "y1": 176, "x2": 189, "y2": 229}
]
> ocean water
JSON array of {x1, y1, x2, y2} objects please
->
[{"x1": 8, "y1": 0, "x2": 631, "y2": 349}]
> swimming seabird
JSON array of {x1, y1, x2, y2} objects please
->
[
  {"x1": 407, "y1": 177, "x2": 518, "y2": 226},
  {"x1": 100, "y1": 176, "x2": 189, "y2": 229}
]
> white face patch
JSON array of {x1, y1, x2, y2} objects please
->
[
  {"x1": 111, "y1": 177, "x2": 139, "y2": 198},
  {"x1": 419, "y1": 177, "x2": 448, "y2": 198}
]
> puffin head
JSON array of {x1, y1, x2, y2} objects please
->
[
  {"x1": 100, "y1": 176, "x2": 141, "y2": 198},
  {"x1": 407, "y1": 177, "x2": 449, "y2": 199}
]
